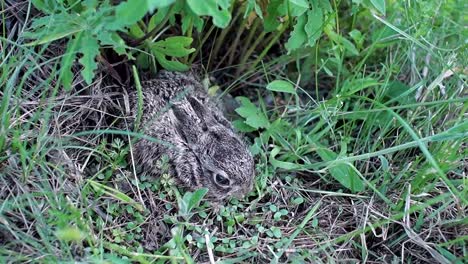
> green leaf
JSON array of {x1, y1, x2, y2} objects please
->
[
  {"x1": 186, "y1": 0, "x2": 232, "y2": 28},
  {"x1": 269, "y1": 146, "x2": 301, "y2": 170},
  {"x1": 147, "y1": 0, "x2": 175, "y2": 11},
  {"x1": 285, "y1": 15, "x2": 307, "y2": 52},
  {"x1": 370, "y1": 0, "x2": 386, "y2": 15},
  {"x1": 107, "y1": 0, "x2": 149, "y2": 30},
  {"x1": 235, "y1": 97, "x2": 270, "y2": 129},
  {"x1": 264, "y1": 0, "x2": 286, "y2": 32},
  {"x1": 289, "y1": 0, "x2": 309, "y2": 9},
  {"x1": 327, "y1": 30, "x2": 359, "y2": 56},
  {"x1": 79, "y1": 33, "x2": 100, "y2": 84},
  {"x1": 316, "y1": 148, "x2": 365, "y2": 192},
  {"x1": 24, "y1": 13, "x2": 84, "y2": 46},
  {"x1": 31, "y1": 0, "x2": 56, "y2": 13},
  {"x1": 55, "y1": 227, "x2": 86, "y2": 242},
  {"x1": 96, "y1": 31, "x2": 128, "y2": 57},
  {"x1": 152, "y1": 36, "x2": 196, "y2": 57},
  {"x1": 88, "y1": 179, "x2": 144, "y2": 212},
  {"x1": 150, "y1": 36, "x2": 194, "y2": 71},
  {"x1": 178, "y1": 188, "x2": 209, "y2": 216},
  {"x1": 60, "y1": 33, "x2": 82, "y2": 90},
  {"x1": 267, "y1": 80, "x2": 296, "y2": 94},
  {"x1": 154, "y1": 52, "x2": 189, "y2": 71},
  {"x1": 304, "y1": 8, "x2": 323, "y2": 47},
  {"x1": 271, "y1": 226, "x2": 282, "y2": 238},
  {"x1": 289, "y1": 0, "x2": 309, "y2": 16},
  {"x1": 232, "y1": 120, "x2": 257, "y2": 133},
  {"x1": 341, "y1": 77, "x2": 380, "y2": 95},
  {"x1": 148, "y1": 6, "x2": 172, "y2": 31}
]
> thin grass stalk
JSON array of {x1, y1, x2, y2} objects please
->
[{"x1": 246, "y1": 22, "x2": 288, "y2": 74}]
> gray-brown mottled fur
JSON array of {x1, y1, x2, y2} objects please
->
[{"x1": 129, "y1": 71, "x2": 254, "y2": 199}]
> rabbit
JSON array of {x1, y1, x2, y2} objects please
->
[{"x1": 128, "y1": 71, "x2": 255, "y2": 199}]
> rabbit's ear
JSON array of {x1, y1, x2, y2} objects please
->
[
  {"x1": 172, "y1": 100, "x2": 206, "y2": 144},
  {"x1": 187, "y1": 96, "x2": 207, "y2": 122}
]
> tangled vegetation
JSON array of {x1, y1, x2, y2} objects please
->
[{"x1": 0, "y1": 0, "x2": 466, "y2": 263}]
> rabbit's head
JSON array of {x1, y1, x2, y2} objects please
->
[{"x1": 172, "y1": 96, "x2": 255, "y2": 199}]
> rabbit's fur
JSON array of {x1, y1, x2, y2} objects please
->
[{"x1": 129, "y1": 71, "x2": 254, "y2": 199}]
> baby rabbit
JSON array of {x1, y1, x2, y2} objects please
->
[{"x1": 129, "y1": 71, "x2": 254, "y2": 199}]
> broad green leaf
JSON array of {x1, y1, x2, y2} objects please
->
[
  {"x1": 266, "y1": 80, "x2": 296, "y2": 94},
  {"x1": 235, "y1": 97, "x2": 270, "y2": 129},
  {"x1": 269, "y1": 147, "x2": 301, "y2": 170},
  {"x1": 107, "y1": 0, "x2": 149, "y2": 30},
  {"x1": 264, "y1": 0, "x2": 285, "y2": 32},
  {"x1": 178, "y1": 188, "x2": 208, "y2": 215},
  {"x1": 304, "y1": 8, "x2": 323, "y2": 47},
  {"x1": 154, "y1": 52, "x2": 189, "y2": 71},
  {"x1": 151, "y1": 36, "x2": 195, "y2": 57},
  {"x1": 96, "y1": 31, "x2": 128, "y2": 57},
  {"x1": 289, "y1": 0, "x2": 309, "y2": 9},
  {"x1": 341, "y1": 77, "x2": 380, "y2": 95},
  {"x1": 245, "y1": 112, "x2": 270, "y2": 129},
  {"x1": 316, "y1": 148, "x2": 365, "y2": 192},
  {"x1": 327, "y1": 30, "x2": 359, "y2": 56},
  {"x1": 148, "y1": 6, "x2": 172, "y2": 31},
  {"x1": 232, "y1": 120, "x2": 257, "y2": 132},
  {"x1": 79, "y1": 33, "x2": 100, "y2": 84},
  {"x1": 128, "y1": 24, "x2": 145, "y2": 39},
  {"x1": 151, "y1": 36, "x2": 194, "y2": 71},
  {"x1": 147, "y1": 0, "x2": 175, "y2": 12},
  {"x1": 383, "y1": 81, "x2": 415, "y2": 104},
  {"x1": 285, "y1": 15, "x2": 307, "y2": 52},
  {"x1": 370, "y1": 0, "x2": 386, "y2": 15},
  {"x1": 186, "y1": 0, "x2": 232, "y2": 28},
  {"x1": 289, "y1": 0, "x2": 309, "y2": 16}
]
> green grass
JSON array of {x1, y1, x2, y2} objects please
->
[{"x1": 1, "y1": 0, "x2": 467, "y2": 263}]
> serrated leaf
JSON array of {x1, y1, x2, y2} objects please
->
[
  {"x1": 153, "y1": 52, "x2": 189, "y2": 71},
  {"x1": 186, "y1": 0, "x2": 232, "y2": 28},
  {"x1": 235, "y1": 97, "x2": 270, "y2": 129},
  {"x1": 304, "y1": 8, "x2": 323, "y2": 47},
  {"x1": 152, "y1": 36, "x2": 195, "y2": 57},
  {"x1": 24, "y1": 13, "x2": 84, "y2": 46},
  {"x1": 96, "y1": 31, "x2": 128, "y2": 57},
  {"x1": 370, "y1": 0, "x2": 386, "y2": 15},
  {"x1": 79, "y1": 33, "x2": 100, "y2": 84},
  {"x1": 60, "y1": 33, "x2": 82, "y2": 90},
  {"x1": 31, "y1": 0, "x2": 56, "y2": 13},
  {"x1": 285, "y1": 15, "x2": 307, "y2": 52},
  {"x1": 266, "y1": 80, "x2": 296, "y2": 94}
]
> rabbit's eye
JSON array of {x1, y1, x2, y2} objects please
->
[{"x1": 213, "y1": 173, "x2": 231, "y2": 187}]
